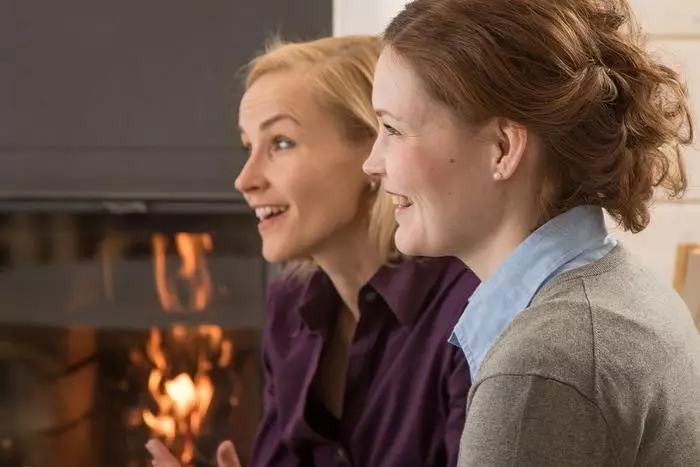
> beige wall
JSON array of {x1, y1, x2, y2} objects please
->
[
  {"x1": 333, "y1": 0, "x2": 409, "y2": 36},
  {"x1": 607, "y1": 1, "x2": 700, "y2": 283}
]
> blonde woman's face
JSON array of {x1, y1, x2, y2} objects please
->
[{"x1": 236, "y1": 70, "x2": 372, "y2": 263}]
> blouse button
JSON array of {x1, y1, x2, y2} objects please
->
[{"x1": 365, "y1": 291, "x2": 377, "y2": 303}]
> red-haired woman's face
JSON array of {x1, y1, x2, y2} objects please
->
[{"x1": 364, "y1": 47, "x2": 509, "y2": 262}]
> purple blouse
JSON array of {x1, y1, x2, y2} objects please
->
[{"x1": 247, "y1": 256, "x2": 479, "y2": 467}]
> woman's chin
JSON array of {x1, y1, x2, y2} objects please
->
[
  {"x1": 395, "y1": 225, "x2": 446, "y2": 258},
  {"x1": 394, "y1": 227, "x2": 424, "y2": 257},
  {"x1": 261, "y1": 245, "x2": 286, "y2": 263},
  {"x1": 261, "y1": 242, "x2": 302, "y2": 264}
]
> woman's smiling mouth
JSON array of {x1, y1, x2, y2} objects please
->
[
  {"x1": 254, "y1": 205, "x2": 289, "y2": 220},
  {"x1": 253, "y1": 205, "x2": 290, "y2": 230}
]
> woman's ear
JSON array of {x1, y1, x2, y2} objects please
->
[{"x1": 491, "y1": 119, "x2": 528, "y2": 181}]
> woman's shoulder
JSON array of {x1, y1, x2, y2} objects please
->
[
  {"x1": 261, "y1": 272, "x2": 314, "y2": 336},
  {"x1": 266, "y1": 271, "x2": 309, "y2": 307},
  {"x1": 379, "y1": 256, "x2": 479, "y2": 329},
  {"x1": 397, "y1": 255, "x2": 476, "y2": 280}
]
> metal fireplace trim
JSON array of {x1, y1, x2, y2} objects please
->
[{"x1": 0, "y1": 197, "x2": 250, "y2": 215}]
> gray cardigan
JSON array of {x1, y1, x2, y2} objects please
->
[{"x1": 458, "y1": 245, "x2": 700, "y2": 466}]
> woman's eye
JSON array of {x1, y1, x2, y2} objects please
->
[
  {"x1": 382, "y1": 123, "x2": 401, "y2": 136},
  {"x1": 272, "y1": 137, "x2": 295, "y2": 151}
]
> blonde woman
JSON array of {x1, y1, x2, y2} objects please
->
[{"x1": 148, "y1": 35, "x2": 479, "y2": 467}]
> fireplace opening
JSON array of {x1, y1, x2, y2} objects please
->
[{"x1": 0, "y1": 211, "x2": 267, "y2": 467}]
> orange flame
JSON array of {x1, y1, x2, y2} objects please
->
[
  {"x1": 153, "y1": 232, "x2": 213, "y2": 311},
  {"x1": 142, "y1": 233, "x2": 231, "y2": 464}
]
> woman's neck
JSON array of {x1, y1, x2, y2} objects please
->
[
  {"x1": 460, "y1": 199, "x2": 541, "y2": 281},
  {"x1": 312, "y1": 234, "x2": 383, "y2": 321}
]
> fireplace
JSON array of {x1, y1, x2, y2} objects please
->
[
  {"x1": 1, "y1": 0, "x2": 332, "y2": 463},
  {"x1": 0, "y1": 208, "x2": 270, "y2": 467}
]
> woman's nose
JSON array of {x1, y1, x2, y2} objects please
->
[
  {"x1": 234, "y1": 157, "x2": 268, "y2": 194},
  {"x1": 362, "y1": 141, "x2": 386, "y2": 177}
]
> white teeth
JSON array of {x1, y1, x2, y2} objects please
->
[
  {"x1": 391, "y1": 195, "x2": 413, "y2": 208},
  {"x1": 254, "y1": 205, "x2": 289, "y2": 220}
]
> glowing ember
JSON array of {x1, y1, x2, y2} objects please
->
[
  {"x1": 166, "y1": 373, "x2": 197, "y2": 418},
  {"x1": 139, "y1": 232, "x2": 232, "y2": 465}
]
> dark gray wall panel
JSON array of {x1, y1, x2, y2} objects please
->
[{"x1": 1, "y1": 0, "x2": 332, "y2": 201}]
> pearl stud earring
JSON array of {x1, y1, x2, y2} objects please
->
[{"x1": 493, "y1": 172, "x2": 503, "y2": 181}]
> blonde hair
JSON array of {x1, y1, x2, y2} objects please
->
[{"x1": 245, "y1": 35, "x2": 401, "y2": 275}]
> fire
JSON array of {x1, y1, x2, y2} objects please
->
[
  {"x1": 140, "y1": 232, "x2": 232, "y2": 464},
  {"x1": 142, "y1": 328, "x2": 217, "y2": 464},
  {"x1": 153, "y1": 233, "x2": 214, "y2": 311}
]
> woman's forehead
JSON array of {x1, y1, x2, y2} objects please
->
[{"x1": 239, "y1": 72, "x2": 319, "y2": 128}]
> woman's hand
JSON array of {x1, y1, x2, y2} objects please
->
[{"x1": 146, "y1": 439, "x2": 241, "y2": 467}]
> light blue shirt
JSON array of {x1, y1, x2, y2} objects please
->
[{"x1": 449, "y1": 205, "x2": 617, "y2": 379}]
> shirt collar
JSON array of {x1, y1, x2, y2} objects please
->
[
  {"x1": 296, "y1": 257, "x2": 464, "y2": 329},
  {"x1": 369, "y1": 257, "x2": 465, "y2": 326},
  {"x1": 295, "y1": 271, "x2": 340, "y2": 332},
  {"x1": 449, "y1": 205, "x2": 610, "y2": 377}
]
